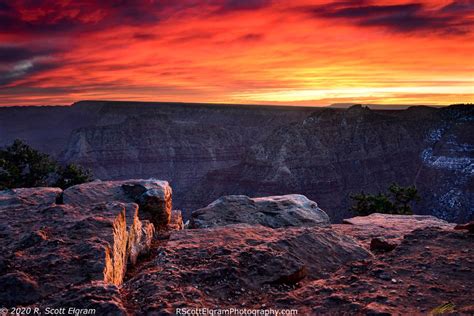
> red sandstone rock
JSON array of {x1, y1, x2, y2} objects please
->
[{"x1": 169, "y1": 210, "x2": 184, "y2": 231}]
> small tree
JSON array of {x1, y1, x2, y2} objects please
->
[
  {"x1": 0, "y1": 139, "x2": 56, "y2": 189},
  {"x1": 350, "y1": 183, "x2": 420, "y2": 216},
  {"x1": 54, "y1": 163, "x2": 93, "y2": 189},
  {"x1": 350, "y1": 192, "x2": 394, "y2": 216},
  {"x1": 0, "y1": 139, "x2": 92, "y2": 190},
  {"x1": 389, "y1": 183, "x2": 420, "y2": 215},
  {"x1": 350, "y1": 191, "x2": 371, "y2": 216}
]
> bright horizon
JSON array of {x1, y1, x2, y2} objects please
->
[{"x1": 0, "y1": 0, "x2": 473, "y2": 106}]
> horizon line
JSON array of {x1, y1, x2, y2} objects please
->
[{"x1": 0, "y1": 99, "x2": 467, "y2": 108}]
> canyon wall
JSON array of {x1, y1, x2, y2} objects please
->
[{"x1": 0, "y1": 101, "x2": 472, "y2": 222}]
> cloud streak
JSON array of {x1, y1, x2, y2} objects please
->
[{"x1": 305, "y1": 0, "x2": 474, "y2": 34}]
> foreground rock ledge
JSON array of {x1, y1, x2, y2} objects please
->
[
  {"x1": 1, "y1": 184, "x2": 472, "y2": 315},
  {"x1": 189, "y1": 194, "x2": 330, "y2": 229},
  {"x1": 0, "y1": 179, "x2": 176, "y2": 313}
]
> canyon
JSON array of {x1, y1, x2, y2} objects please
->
[{"x1": 0, "y1": 101, "x2": 472, "y2": 223}]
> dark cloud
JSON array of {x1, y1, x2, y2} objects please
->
[
  {"x1": 133, "y1": 32, "x2": 158, "y2": 41},
  {"x1": 441, "y1": 0, "x2": 474, "y2": 13},
  {"x1": 0, "y1": 1, "x2": 11, "y2": 11},
  {"x1": 305, "y1": 1, "x2": 473, "y2": 35},
  {"x1": 0, "y1": 0, "x2": 275, "y2": 37},
  {"x1": 0, "y1": 60, "x2": 60, "y2": 86},
  {"x1": 0, "y1": 43, "x2": 61, "y2": 87},
  {"x1": 218, "y1": 0, "x2": 272, "y2": 13},
  {"x1": 0, "y1": 1, "x2": 163, "y2": 35},
  {"x1": 323, "y1": 3, "x2": 421, "y2": 19},
  {"x1": 170, "y1": 32, "x2": 216, "y2": 44},
  {"x1": 0, "y1": 46, "x2": 57, "y2": 63},
  {"x1": 238, "y1": 33, "x2": 264, "y2": 41}
]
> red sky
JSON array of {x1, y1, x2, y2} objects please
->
[{"x1": 0, "y1": 0, "x2": 473, "y2": 106}]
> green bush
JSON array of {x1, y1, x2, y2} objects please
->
[
  {"x1": 350, "y1": 183, "x2": 420, "y2": 216},
  {"x1": 54, "y1": 163, "x2": 93, "y2": 189},
  {"x1": 0, "y1": 139, "x2": 93, "y2": 190}
]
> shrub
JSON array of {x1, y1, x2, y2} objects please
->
[
  {"x1": 0, "y1": 139, "x2": 93, "y2": 190},
  {"x1": 54, "y1": 163, "x2": 93, "y2": 189},
  {"x1": 350, "y1": 183, "x2": 420, "y2": 216}
]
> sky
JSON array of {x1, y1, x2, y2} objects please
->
[{"x1": 0, "y1": 0, "x2": 473, "y2": 106}]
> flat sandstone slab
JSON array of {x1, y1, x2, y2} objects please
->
[{"x1": 334, "y1": 213, "x2": 455, "y2": 248}]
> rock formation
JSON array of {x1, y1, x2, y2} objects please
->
[
  {"x1": 1, "y1": 102, "x2": 472, "y2": 223},
  {"x1": 189, "y1": 194, "x2": 330, "y2": 228},
  {"x1": 455, "y1": 221, "x2": 474, "y2": 234},
  {"x1": 0, "y1": 180, "x2": 178, "y2": 314}
]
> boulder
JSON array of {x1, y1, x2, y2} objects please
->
[
  {"x1": 63, "y1": 179, "x2": 172, "y2": 227},
  {"x1": 189, "y1": 194, "x2": 330, "y2": 229},
  {"x1": 342, "y1": 213, "x2": 453, "y2": 228},
  {"x1": 123, "y1": 224, "x2": 371, "y2": 314}
]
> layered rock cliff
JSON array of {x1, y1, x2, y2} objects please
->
[
  {"x1": 187, "y1": 105, "x2": 473, "y2": 222},
  {"x1": 0, "y1": 101, "x2": 472, "y2": 222}
]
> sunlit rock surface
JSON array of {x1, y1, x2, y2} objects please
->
[
  {"x1": 278, "y1": 226, "x2": 473, "y2": 315},
  {"x1": 0, "y1": 187, "x2": 62, "y2": 208},
  {"x1": 123, "y1": 218, "x2": 473, "y2": 315}
]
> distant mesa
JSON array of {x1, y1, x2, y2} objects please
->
[{"x1": 327, "y1": 103, "x2": 443, "y2": 110}]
